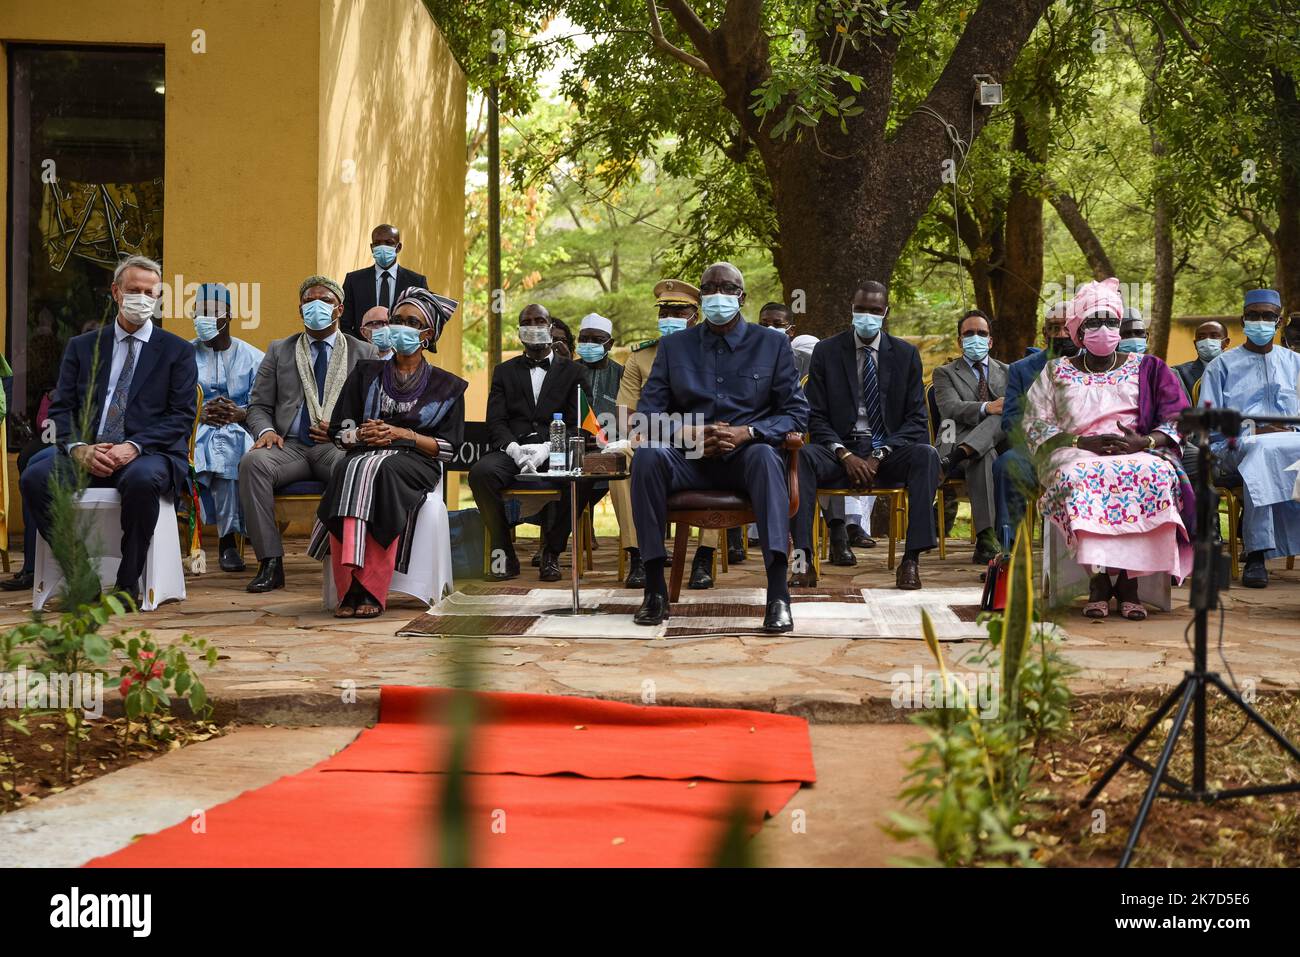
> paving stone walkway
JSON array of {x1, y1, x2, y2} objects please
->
[{"x1": 4, "y1": 535, "x2": 1299, "y2": 725}]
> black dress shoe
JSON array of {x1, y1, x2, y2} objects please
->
[
  {"x1": 624, "y1": 552, "x2": 645, "y2": 589},
  {"x1": 246, "y1": 557, "x2": 285, "y2": 593},
  {"x1": 488, "y1": 555, "x2": 521, "y2": 581},
  {"x1": 0, "y1": 570, "x2": 34, "y2": 591},
  {"x1": 762, "y1": 598, "x2": 794, "y2": 633},
  {"x1": 1242, "y1": 556, "x2": 1269, "y2": 588},
  {"x1": 689, "y1": 558, "x2": 714, "y2": 590},
  {"x1": 972, "y1": 547, "x2": 999, "y2": 566},
  {"x1": 219, "y1": 547, "x2": 246, "y2": 573},
  {"x1": 896, "y1": 558, "x2": 922, "y2": 590},
  {"x1": 633, "y1": 591, "x2": 671, "y2": 625},
  {"x1": 531, "y1": 547, "x2": 543, "y2": 568},
  {"x1": 788, "y1": 570, "x2": 818, "y2": 588},
  {"x1": 828, "y1": 523, "x2": 858, "y2": 567},
  {"x1": 538, "y1": 551, "x2": 562, "y2": 582}
]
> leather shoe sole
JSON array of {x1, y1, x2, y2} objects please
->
[{"x1": 762, "y1": 598, "x2": 794, "y2": 633}]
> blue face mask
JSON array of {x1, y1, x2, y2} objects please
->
[
  {"x1": 1244, "y1": 319, "x2": 1277, "y2": 346},
  {"x1": 301, "y1": 299, "x2": 336, "y2": 330},
  {"x1": 658, "y1": 317, "x2": 688, "y2": 337},
  {"x1": 961, "y1": 334, "x2": 990, "y2": 362},
  {"x1": 372, "y1": 245, "x2": 398, "y2": 268},
  {"x1": 576, "y1": 342, "x2": 607, "y2": 364},
  {"x1": 1117, "y1": 337, "x2": 1147, "y2": 354},
  {"x1": 1195, "y1": 338, "x2": 1223, "y2": 362},
  {"x1": 701, "y1": 293, "x2": 740, "y2": 325},
  {"x1": 193, "y1": 317, "x2": 223, "y2": 342},
  {"x1": 387, "y1": 325, "x2": 425, "y2": 356},
  {"x1": 369, "y1": 326, "x2": 393, "y2": 352},
  {"x1": 852, "y1": 312, "x2": 884, "y2": 341}
]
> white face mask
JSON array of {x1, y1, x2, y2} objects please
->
[
  {"x1": 519, "y1": 324, "x2": 553, "y2": 347},
  {"x1": 119, "y1": 292, "x2": 158, "y2": 326}
]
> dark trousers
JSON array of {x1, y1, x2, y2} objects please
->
[
  {"x1": 468, "y1": 450, "x2": 573, "y2": 560},
  {"x1": 793, "y1": 443, "x2": 940, "y2": 555},
  {"x1": 630, "y1": 443, "x2": 790, "y2": 565},
  {"x1": 993, "y1": 448, "x2": 1036, "y2": 551},
  {"x1": 21, "y1": 449, "x2": 171, "y2": 591},
  {"x1": 17, "y1": 444, "x2": 56, "y2": 572}
]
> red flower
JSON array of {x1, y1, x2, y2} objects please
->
[{"x1": 119, "y1": 651, "x2": 165, "y2": 698}]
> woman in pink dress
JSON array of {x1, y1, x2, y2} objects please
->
[{"x1": 1024, "y1": 278, "x2": 1194, "y2": 620}]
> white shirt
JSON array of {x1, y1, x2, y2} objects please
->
[
  {"x1": 95, "y1": 318, "x2": 154, "y2": 445},
  {"x1": 529, "y1": 361, "x2": 547, "y2": 402},
  {"x1": 374, "y1": 264, "x2": 397, "y2": 309}
]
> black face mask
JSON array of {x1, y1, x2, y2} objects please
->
[{"x1": 1048, "y1": 336, "x2": 1079, "y2": 357}]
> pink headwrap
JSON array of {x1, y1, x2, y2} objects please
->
[{"x1": 1067, "y1": 278, "x2": 1124, "y2": 342}]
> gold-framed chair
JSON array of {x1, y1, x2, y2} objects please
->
[
  {"x1": 926, "y1": 382, "x2": 977, "y2": 560},
  {"x1": 0, "y1": 420, "x2": 10, "y2": 573},
  {"x1": 811, "y1": 485, "x2": 907, "y2": 575}
]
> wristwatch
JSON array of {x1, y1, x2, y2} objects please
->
[{"x1": 870, "y1": 447, "x2": 889, "y2": 461}]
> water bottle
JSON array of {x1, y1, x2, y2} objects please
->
[{"x1": 549, "y1": 413, "x2": 567, "y2": 471}]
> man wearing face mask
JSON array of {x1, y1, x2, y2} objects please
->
[
  {"x1": 612, "y1": 280, "x2": 711, "y2": 589},
  {"x1": 759, "y1": 302, "x2": 796, "y2": 341},
  {"x1": 1117, "y1": 307, "x2": 1148, "y2": 355},
  {"x1": 631, "y1": 263, "x2": 808, "y2": 631},
  {"x1": 469, "y1": 303, "x2": 590, "y2": 582},
  {"x1": 190, "y1": 283, "x2": 265, "y2": 572},
  {"x1": 239, "y1": 275, "x2": 377, "y2": 593},
  {"x1": 340, "y1": 224, "x2": 428, "y2": 339},
  {"x1": 1199, "y1": 289, "x2": 1300, "y2": 588},
  {"x1": 360, "y1": 306, "x2": 395, "y2": 360},
  {"x1": 20, "y1": 255, "x2": 198, "y2": 607},
  {"x1": 931, "y1": 309, "x2": 1009, "y2": 565},
  {"x1": 795, "y1": 280, "x2": 939, "y2": 589},
  {"x1": 1173, "y1": 320, "x2": 1229, "y2": 402},
  {"x1": 993, "y1": 300, "x2": 1077, "y2": 550}
]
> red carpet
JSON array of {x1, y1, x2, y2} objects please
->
[{"x1": 87, "y1": 688, "x2": 816, "y2": 868}]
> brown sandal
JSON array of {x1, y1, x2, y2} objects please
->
[{"x1": 354, "y1": 601, "x2": 383, "y2": 619}]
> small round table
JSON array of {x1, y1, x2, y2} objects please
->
[{"x1": 511, "y1": 470, "x2": 630, "y2": 615}]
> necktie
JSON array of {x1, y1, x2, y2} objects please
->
[
  {"x1": 379, "y1": 271, "x2": 391, "y2": 309},
  {"x1": 99, "y1": 336, "x2": 137, "y2": 444},
  {"x1": 861, "y1": 347, "x2": 886, "y2": 449},
  {"x1": 975, "y1": 362, "x2": 989, "y2": 402},
  {"x1": 297, "y1": 340, "x2": 328, "y2": 443}
]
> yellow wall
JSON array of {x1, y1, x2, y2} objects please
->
[
  {"x1": 0, "y1": 0, "x2": 320, "y2": 352},
  {"x1": 316, "y1": 0, "x2": 466, "y2": 376}
]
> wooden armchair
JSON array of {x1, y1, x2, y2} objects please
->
[{"x1": 665, "y1": 434, "x2": 803, "y2": 601}]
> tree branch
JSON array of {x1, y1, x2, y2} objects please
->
[
  {"x1": 647, "y1": 0, "x2": 714, "y2": 77},
  {"x1": 1047, "y1": 190, "x2": 1116, "y2": 278}
]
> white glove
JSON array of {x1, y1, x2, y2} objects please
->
[
  {"x1": 519, "y1": 443, "x2": 549, "y2": 474},
  {"x1": 504, "y1": 442, "x2": 526, "y2": 467},
  {"x1": 603, "y1": 439, "x2": 631, "y2": 453}
]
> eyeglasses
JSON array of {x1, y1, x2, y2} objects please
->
[
  {"x1": 699, "y1": 281, "x2": 743, "y2": 296},
  {"x1": 1244, "y1": 311, "x2": 1281, "y2": 321},
  {"x1": 388, "y1": 316, "x2": 426, "y2": 329},
  {"x1": 1081, "y1": 316, "x2": 1121, "y2": 330}
]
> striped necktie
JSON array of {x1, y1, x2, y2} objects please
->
[
  {"x1": 861, "y1": 346, "x2": 886, "y2": 448},
  {"x1": 99, "y1": 335, "x2": 137, "y2": 444}
]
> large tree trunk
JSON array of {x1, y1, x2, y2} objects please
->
[
  {"x1": 1151, "y1": 176, "x2": 1175, "y2": 360},
  {"x1": 657, "y1": 0, "x2": 1053, "y2": 339},
  {"x1": 1275, "y1": 69, "x2": 1300, "y2": 314},
  {"x1": 989, "y1": 110, "x2": 1044, "y2": 362}
]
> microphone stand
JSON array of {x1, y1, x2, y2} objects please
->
[{"x1": 1080, "y1": 406, "x2": 1300, "y2": 867}]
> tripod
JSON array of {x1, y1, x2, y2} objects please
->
[{"x1": 1080, "y1": 406, "x2": 1300, "y2": 867}]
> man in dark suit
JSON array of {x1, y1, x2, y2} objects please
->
[
  {"x1": 339, "y1": 224, "x2": 427, "y2": 338},
  {"x1": 1173, "y1": 319, "x2": 1229, "y2": 401},
  {"x1": 630, "y1": 262, "x2": 809, "y2": 632},
  {"x1": 794, "y1": 280, "x2": 940, "y2": 590},
  {"x1": 993, "y1": 301, "x2": 1076, "y2": 550},
  {"x1": 21, "y1": 256, "x2": 198, "y2": 605},
  {"x1": 469, "y1": 303, "x2": 591, "y2": 582}
]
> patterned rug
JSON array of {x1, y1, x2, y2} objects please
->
[{"x1": 399, "y1": 582, "x2": 987, "y2": 641}]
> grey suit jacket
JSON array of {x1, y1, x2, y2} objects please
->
[
  {"x1": 932, "y1": 355, "x2": 1009, "y2": 457},
  {"x1": 245, "y1": 331, "x2": 377, "y2": 437}
]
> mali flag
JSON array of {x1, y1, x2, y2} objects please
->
[{"x1": 578, "y1": 387, "x2": 607, "y2": 445}]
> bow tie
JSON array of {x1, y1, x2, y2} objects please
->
[{"x1": 525, "y1": 356, "x2": 551, "y2": 370}]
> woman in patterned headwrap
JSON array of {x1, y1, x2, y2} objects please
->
[
  {"x1": 309, "y1": 288, "x2": 466, "y2": 618},
  {"x1": 1023, "y1": 278, "x2": 1194, "y2": 621}
]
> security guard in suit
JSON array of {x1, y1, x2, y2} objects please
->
[{"x1": 613, "y1": 279, "x2": 725, "y2": 589}]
